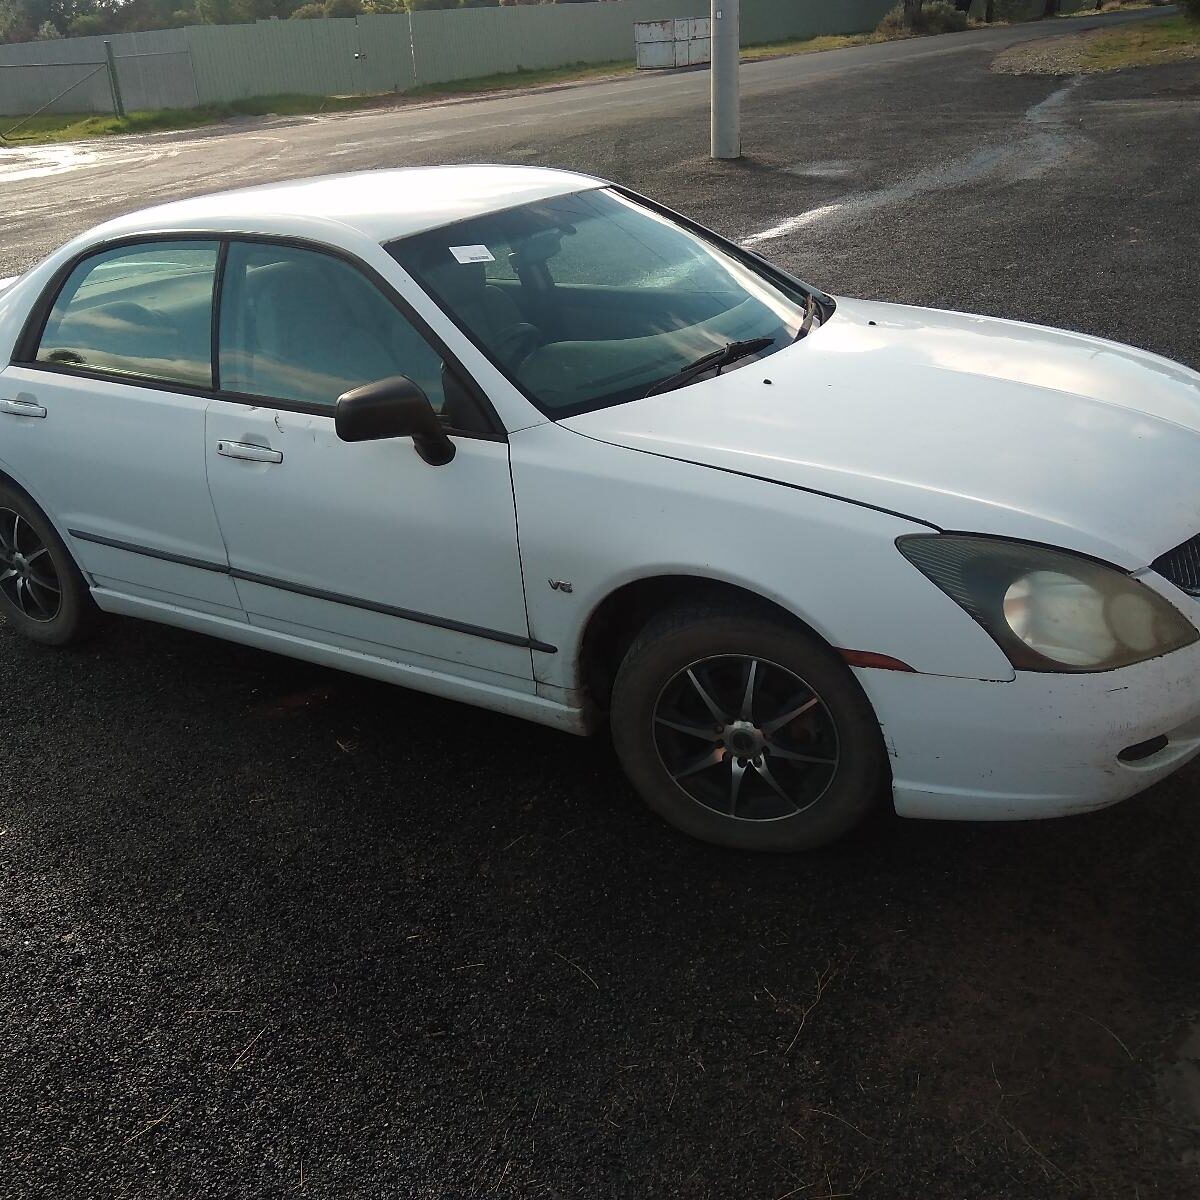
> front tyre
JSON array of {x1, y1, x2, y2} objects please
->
[
  {"x1": 610, "y1": 604, "x2": 886, "y2": 851},
  {"x1": 0, "y1": 483, "x2": 98, "y2": 647}
]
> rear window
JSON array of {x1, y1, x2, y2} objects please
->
[{"x1": 35, "y1": 241, "x2": 219, "y2": 389}]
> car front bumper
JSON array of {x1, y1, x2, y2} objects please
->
[{"x1": 853, "y1": 637, "x2": 1200, "y2": 821}]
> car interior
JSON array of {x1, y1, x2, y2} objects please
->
[
  {"x1": 34, "y1": 245, "x2": 489, "y2": 430},
  {"x1": 218, "y1": 248, "x2": 450, "y2": 413},
  {"x1": 35, "y1": 207, "x2": 801, "y2": 424},
  {"x1": 392, "y1": 206, "x2": 802, "y2": 413}
]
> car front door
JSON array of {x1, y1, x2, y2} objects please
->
[
  {"x1": 1, "y1": 239, "x2": 242, "y2": 618},
  {"x1": 203, "y1": 238, "x2": 536, "y2": 687}
]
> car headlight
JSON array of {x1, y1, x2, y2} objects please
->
[{"x1": 898, "y1": 534, "x2": 1198, "y2": 672}]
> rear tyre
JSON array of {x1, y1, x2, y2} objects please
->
[
  {"x1": 610, "y1": 603, "x2": 886, "y2": 851},
  {"x1": 0, "y1": 483, "x2": 99, "y2": 647}
]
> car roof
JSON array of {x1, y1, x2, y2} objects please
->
[{"x1": 87, "y1": 165, "x2": 607, "y2": 245}]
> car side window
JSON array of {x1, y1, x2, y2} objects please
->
[
  {"x1": 35, "y1": 241, "x2": 219, "y2": 388},
  {"x1": 217, "y1": 242, "x2": 451, "y2": 417}
]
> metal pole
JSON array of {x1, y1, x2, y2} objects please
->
[
  {"x1": 103, "y1": 41, "x2": 126, "y2": 119},
  {"x1": 710, "y1": 0, "x2": 740, "y2": 159}
]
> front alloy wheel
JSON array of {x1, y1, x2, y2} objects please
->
[
  {"x1": 653, "y1": 655, "x2": 839, "y2": 823},
  {"x1": 611, "y1": 603, "x2": 886, "y2": 851}
]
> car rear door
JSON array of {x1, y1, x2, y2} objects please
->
[
  {"x1": 1, "y1": 239, "x2": 242, "y2": 618},
  {"x1": 203, "y1": 238, "x2": 537, "y2": 687}
]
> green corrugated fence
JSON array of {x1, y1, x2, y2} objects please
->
[{"x1": 0, "y1": 0, "x2": 1098, "y2": 117}]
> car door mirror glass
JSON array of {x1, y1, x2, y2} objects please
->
[{"x1": 335, "y1": 375, "x2": 456, "y2": 466}]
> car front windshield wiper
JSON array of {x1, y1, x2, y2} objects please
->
[
  {"x1": 793, "y1": 291, "x2": 819, "y2": 342},
  {"x1": 643, "y1": 337, "x2": 775, "y2": 399}
]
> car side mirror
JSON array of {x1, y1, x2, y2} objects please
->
[{"x1": 334, "y1": 376, "x2": 455, "y2": 466}]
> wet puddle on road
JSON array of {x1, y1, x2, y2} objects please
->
[
  {"x1": 0, "y1": 144, "x2": 102, "y2": 182},
  {"x1": 0, "y1": 140, "x2": 177, "y2": 185}
]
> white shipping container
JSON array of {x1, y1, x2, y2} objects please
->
[{"x1": 634, "y1": 16, "x2": 711, "y2": 70}]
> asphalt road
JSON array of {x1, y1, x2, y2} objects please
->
[
  {"x1": 3, "y1": 12, "x2": 1200, "y2": 1200},
  {"x1": 0, "y1": 3, "x2": 1177, "y2": 275}
]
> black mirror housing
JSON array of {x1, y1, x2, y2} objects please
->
[{"x1": 335, "y1": 376, "x2": 455, "y2": 465}]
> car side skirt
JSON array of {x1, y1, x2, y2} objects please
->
[{"x1": 91, "y1": 588, "x2": 591, "y2": 736}]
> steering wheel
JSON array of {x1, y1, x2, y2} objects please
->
[{"x1": 492, "y1": 322, "x2": 543, "y2": 369}]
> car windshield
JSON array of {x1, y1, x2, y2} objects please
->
[{"x1": 387, "y1": 188, "x2": 815, "y2": 417}]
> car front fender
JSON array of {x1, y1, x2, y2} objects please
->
[{"x1": 509, "y1": 422, "x2": 1017, "y2": 694}]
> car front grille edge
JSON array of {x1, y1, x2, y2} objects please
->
[{"x1": 1152, "y1": 531, "x2": 1200, "y2": 596}]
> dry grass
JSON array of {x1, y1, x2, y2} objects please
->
[
  {"x1": 740, "y1": 32, "x2": 883, "y2": 62},
  {"x1": 994, "y1": 13, "x2": 1200, "y2": 74}
]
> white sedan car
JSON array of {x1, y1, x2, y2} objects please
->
[{"x1": 2, "y1": 165, "x2": 1199, "y2": 851}]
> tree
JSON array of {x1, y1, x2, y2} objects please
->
[
  {"x1": 903, "y1": 0, "x2": 923, "y2": 26},
  {"x1": 193, "y1": 0, "x2": 234, "y2": 22},
  {"x1": 323, "y1": 0, "x2": 361, "y2": 16},
  {"x1": 111, "y1": 0, "x2": 183, "y2": 29},
  {"x1": 289, "y1": 1, "x2": 323, "y2": 14},
  {"x1": 227, "y1": 0, "x2": 294, "y2": 20},
  {"x1": 0, "y1": 0, "x2": 32, "y2": 40},
  {"x1": 0, "y1": 0, "x2": 102, "y2": 40},
  {"x1": 67, "y1": 8, "x2": 106, "y2": 30}
]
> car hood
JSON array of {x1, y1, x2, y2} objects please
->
[
  {"x1": 560, "y1": 298, "x2": 1200, "y2": 568},
  {"x1": 0, "y1": 276, "x2": 18, "y2": 297}
]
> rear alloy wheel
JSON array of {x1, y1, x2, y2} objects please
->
[
  {"x1": 0, "y1": 484, "x2": 98, "y2": 646},
  {"x1": 611, "y1": 604, "x2": 886, "y2": 851},
  {"x1": 0, "y1": 508, "x2": 63, "y2": 624}
]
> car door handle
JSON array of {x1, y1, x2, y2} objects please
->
[
  {"x1": 0, "y1": 398, "x2": 47, "y2": 419},
  {"x1": 216, "y1": 440, "x2": 283, "y2": 464}
]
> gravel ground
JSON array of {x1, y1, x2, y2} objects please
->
[
  {"x1": 993, "y1": 31, "x2": 1099, "y2": 73},
  {"x1": 2, "y1": 22, "x2": 1200, "y2": 1200},
  {"x1": 994, "y1": 17, "x2": 1200, "y2": 75}
]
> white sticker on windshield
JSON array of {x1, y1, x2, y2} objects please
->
[{"x1": 449, "y1": 245, "x2": 495, "y2": 265}]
